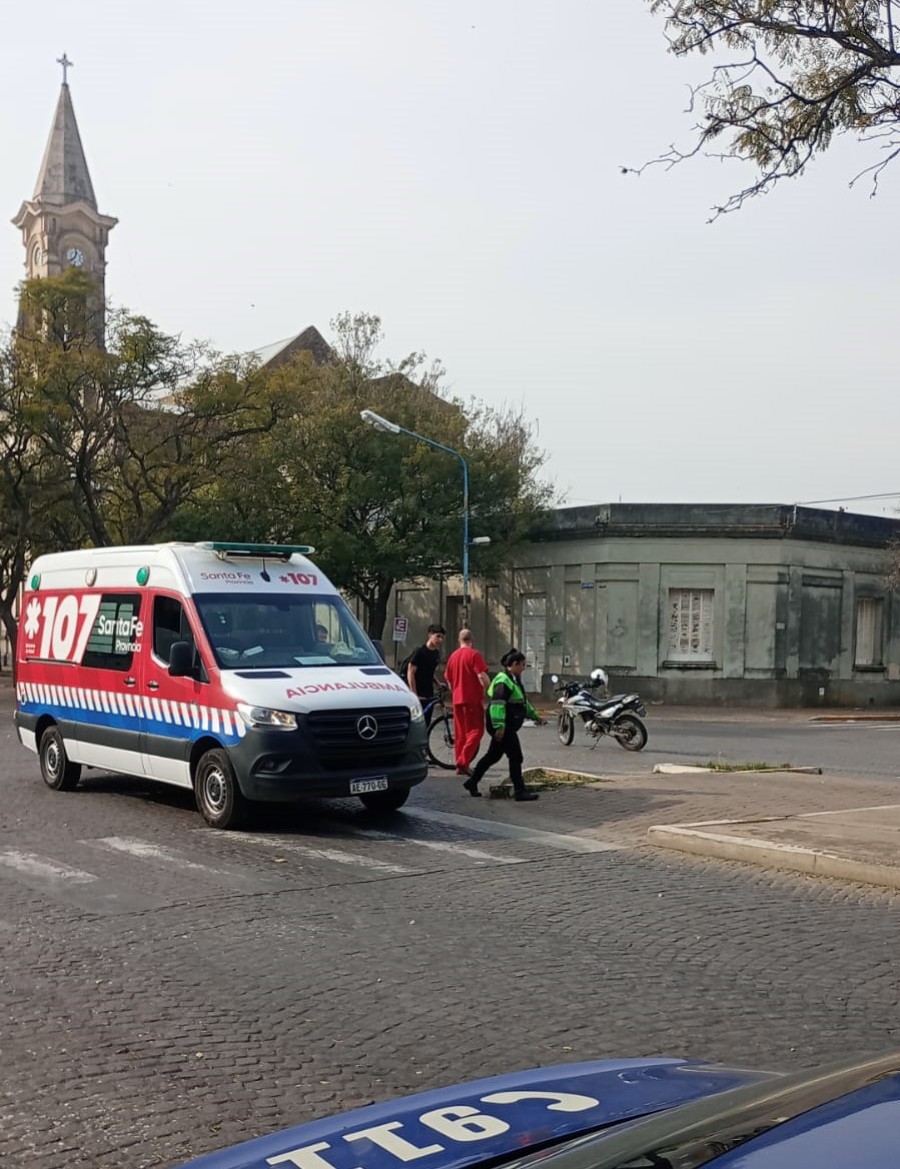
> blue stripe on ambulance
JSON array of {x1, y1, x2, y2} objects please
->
[{"x1": 16, "y1": 682, "x2": 244, "y2": 742}]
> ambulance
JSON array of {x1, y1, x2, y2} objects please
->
[{"x1": 14, "y1": 542, "x2": 428, "y2": 828}]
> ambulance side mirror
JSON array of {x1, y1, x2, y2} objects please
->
[{"x1": 168, "y1": 641, "x2": 196, "y2": 678}]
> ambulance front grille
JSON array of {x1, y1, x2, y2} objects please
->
[{"x1": 304, "y1": 706, "x2": 411, "y2": 767}]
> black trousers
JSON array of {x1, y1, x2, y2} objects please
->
[{"x1": 470, "y1": 727, "x2": 525, "y2": 791}]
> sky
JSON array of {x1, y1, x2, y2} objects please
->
[{"x1": 1, "y1": 1, "x2": 897, "y2": 517}]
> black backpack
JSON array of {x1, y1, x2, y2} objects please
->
[{"x1": 395, "y1": 651, "x2": 413, "y2": 680}]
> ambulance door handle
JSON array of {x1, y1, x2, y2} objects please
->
[
  {"x1": 123, "y1": 677, "x2": 136, "y2": 688},
  {"x1": 147, "y1": 681, "x2": 159, "y2": 691}
]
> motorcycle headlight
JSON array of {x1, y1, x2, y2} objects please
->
[
  {"x1": 237, "y1": 703, "x2": 298, "y2": 731},
  {"x1": 409, "y1": 699, "x2": 424, "y2": 723}
]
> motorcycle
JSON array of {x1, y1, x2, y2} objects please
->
[{"x1": 550, "y1": 668, "x2": 648, "y2": 751}]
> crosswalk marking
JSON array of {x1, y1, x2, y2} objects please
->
[
  {"x1": 240, "y1": 833, "x2": 416, "y2": 875},
  {"x1": 0, "y1": 803, "x2": 621, "y2": 914},
  {"x1": 0, "y1": 847, "x2": 161, "y2": 914},
  {"x1": 0, "y1": 849, "x2": 97, "y2": 884},
  {"x1": 91, "y1": 836, "x2": 236, "y2": 876},
  {"x1": 402, "y1": 807, "x2": 623, "y2": 854},
  {"x1": 356, "y1": 828, "x2": 525, "y2": 866}
]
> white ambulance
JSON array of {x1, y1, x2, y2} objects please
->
[{"x1": 14, "y1": 542, "x2": 428, "y2": 828}]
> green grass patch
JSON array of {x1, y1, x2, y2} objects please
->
[{"x1": 525, "y1": 769, "x2": 611, "y2": 787}]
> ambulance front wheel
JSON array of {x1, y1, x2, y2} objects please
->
[
  {"x1": 39, "y1": 725, "x2": 81, "y2": 791},
  {"x1": 195, "y1": 748, "x2": 248, "y2": 830}
]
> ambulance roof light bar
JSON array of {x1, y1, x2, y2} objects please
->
[{"x1": 197, "y1": 542, "x2": 316, "y2": 561}]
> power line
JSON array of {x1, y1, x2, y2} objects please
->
[{"x1": 796, "y1": 491, "x2": 900, "y2": 505}]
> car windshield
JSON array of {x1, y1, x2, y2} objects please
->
[
  {"x1": 193, "y1": 592, "x2": 381, "y2": 670},
  {"x1": 497, "y1": 1055, "x2": 900, "y2": 1169}
]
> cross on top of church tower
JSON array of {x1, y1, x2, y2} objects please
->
[{"x1": 56, "y1": 53, "x2": 73, "y2": 85}]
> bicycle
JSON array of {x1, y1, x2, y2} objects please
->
[{"x1": 423, "y1": 684, "x2": 456, "y2": 769}]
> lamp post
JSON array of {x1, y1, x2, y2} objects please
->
[{"x1": 360, "y1": 409, "x2": 489, "y2": 623}]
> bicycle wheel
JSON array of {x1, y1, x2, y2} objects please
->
[{"x1": 427, "y1": 714, "x2": 456, "y2": 769}]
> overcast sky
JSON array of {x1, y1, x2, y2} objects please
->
[{"x1": 2, "y1": 1, "x2": 896, "y2": 516}]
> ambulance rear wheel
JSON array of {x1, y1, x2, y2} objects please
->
[
  {"x1": 195, "y1": 749, "x2": 248, "y2": 830},
  {"x1": 39, "y1": 725, "x2": 81, "y2": 791}
]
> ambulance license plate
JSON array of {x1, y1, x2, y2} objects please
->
[{"x1": 350, "y1": 776, "x2": 389, "y2": 794}]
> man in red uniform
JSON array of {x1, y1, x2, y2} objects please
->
[{"x1": 443, "y1": 629, "x2": 490, "y2": 777}]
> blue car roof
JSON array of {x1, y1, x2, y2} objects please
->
[{"x1": 177, "y1": 1058, "x2": 771, "y2": 1169}]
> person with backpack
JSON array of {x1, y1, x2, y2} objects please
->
[{"x1": 463, "y1": 648, "x2": 542, "y2": 802}]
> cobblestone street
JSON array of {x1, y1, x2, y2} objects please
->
[{"x1": 1, "y1": 696, "x2": 898, "y2": 1168}]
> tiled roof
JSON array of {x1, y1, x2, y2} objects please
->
[{"x1": 250, "y1": 326, "x2": 332, "y2": 369}]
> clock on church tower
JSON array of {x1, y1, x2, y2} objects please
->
[{"x1": 11, "y1": 54, "x2": 117, "y2": 333}]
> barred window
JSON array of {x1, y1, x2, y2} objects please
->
[
  {"x1": 668, "y1": 589, "x2": 714, "y2": 662},
  {"x1": 855, "y1": 597, "x2": 883, "y2": 667}
]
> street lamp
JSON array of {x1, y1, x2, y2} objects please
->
[{"x1": 360, "y1": 409, "x2": 490, "y2": 621}]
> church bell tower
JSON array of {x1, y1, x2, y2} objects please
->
[{"x1": 12, "y1": 55, "x2": 117, "y2": 333}]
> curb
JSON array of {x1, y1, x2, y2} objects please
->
[
  {"x1": 647, "y1": 823, "x2": 900, "y2": 891},
  {"x1": 808, "y1": 712, "x2": 900, "y2": 722},
  {"x1": 652, "y1": 763, "x2": 822, "y2": 776}
]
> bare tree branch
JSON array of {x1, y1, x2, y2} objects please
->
[{"x1": 644, "y1": 1, "x2": 900, "y2": 212}]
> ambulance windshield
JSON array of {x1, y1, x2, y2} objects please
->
[{"x1": 194, "y1": 593, "x2": 382, "y2": 670}]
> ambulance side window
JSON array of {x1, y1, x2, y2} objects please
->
[
  {"x1": 153, "y1": 596, "x2": 195, "y2": 665},
  {"x1": 81, "y1": 594, "x2": 142, "y2": 673}
]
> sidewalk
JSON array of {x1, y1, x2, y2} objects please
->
[
  {"x1": 516, "y1": 725, "x2": 900, "y2": 891},
  {"x1": 648, "y1": 804, "x2": 900, "y2": 892}
]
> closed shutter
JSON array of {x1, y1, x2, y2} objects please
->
[
  {"x1": 855, "y1": 598, "x2": 882, "y2": 667},
  {"x1": 668, "y1": 589, "x2": 714, "y2": 662}
]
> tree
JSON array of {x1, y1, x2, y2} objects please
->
[
  {"x1": 645, "y1": 1, "x2": 900, "y2": 214},
  {"x1": 172, "y1": 313, "x2": 554, "y2": 638},
  {"x1": 0, "y1": 271, "x2": 284, "y2": 658},
  {"x1": 0, "y1": 339, "x2": 74, "y2": 662}
]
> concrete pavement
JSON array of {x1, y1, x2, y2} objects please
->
[
  {"x1": 516, "y1": 719, "x2": 900, "y2": 892},
  {"x1": 648, "y1": 803, "x2": 900, "y2": 891}
]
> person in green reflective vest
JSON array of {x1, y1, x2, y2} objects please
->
[{"x1": 463, "y1": 648, "x2": 543, "y2": 801}]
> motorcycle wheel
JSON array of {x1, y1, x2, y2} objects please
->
[
  {"x1": 613, "y1": 713, "x2": 648, "y2": 752},
  {"x1": 557, "y1": 711, "x2": 574, "y2": 746}
]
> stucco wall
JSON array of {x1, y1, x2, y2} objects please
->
[{"x1": 385, "y1": 505, "x2": 900, "y2": 708}]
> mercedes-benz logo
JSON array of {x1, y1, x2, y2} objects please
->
[{"x1": 356, "y1": 714, "x2": 378, "y2": 741}]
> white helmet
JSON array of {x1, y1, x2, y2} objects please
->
[{"x1": 590, "y1": 667, "x2": 609, "y2": 687}]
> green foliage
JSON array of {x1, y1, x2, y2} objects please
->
[
  {"x1": 0, "y1": 286, "x2": 551, "y2": 650},
  {"x1": 0, "y1": 273, "x2": 283, "y2": 654},
  {"x1": 172, "y1": 313, "x2": 553, "y2": 636},
  {"x1": 646, "y1": 1, "x2": 900, "y2": 212}
]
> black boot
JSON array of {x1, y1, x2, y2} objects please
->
[
  {"x1": 463, "y1": 776, "x2": 481, "y2": 797},
  {"x1": 514, "y1": 789, "x2": 539, "y2": 802}
]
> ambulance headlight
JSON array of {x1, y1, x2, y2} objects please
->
[
  {"x1": 410, "y1": 699, "x2": 424, "y2": 723},
  {"x1": 237, "y1": 703, "x2": 298, "y2": 731}
]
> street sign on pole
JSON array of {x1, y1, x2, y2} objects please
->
[{"x1": 392, "y1": 616, "x2": 408, "y2": 642}]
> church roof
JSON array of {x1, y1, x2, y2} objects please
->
[
  {"x1": 251, "y1": 326, "x2": 332, "y2": 369},
  {"x1": 32, "y1": 83, "x2": 97, "y2": 208}
]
